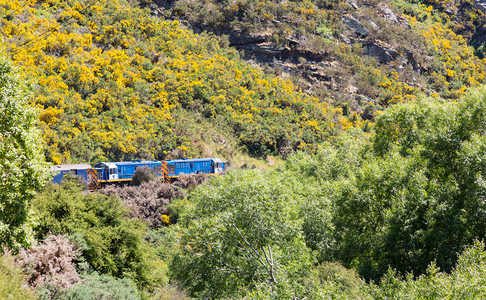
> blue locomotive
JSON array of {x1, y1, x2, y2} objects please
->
[{"x1": 51, "y1": 158, "x2": 226, "y2": 189}]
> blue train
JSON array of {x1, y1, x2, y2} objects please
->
[{"x1": 51, "y1": 158, "x2": 226, "y2": 189}]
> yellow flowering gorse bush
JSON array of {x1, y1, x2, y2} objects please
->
[{"x1": 0, "y1": 0, "x2": 342, "y2": 163}]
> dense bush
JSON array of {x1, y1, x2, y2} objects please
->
[
  {"x1": 61, "y1": 273, "x2": 140, "y2": 300},
  {"x1": 170, "y1": 87, "x2": 486, "y2": 296},
  {"x1": 0, "y1": 252, "x2": 36, "y2": 299},
  {"x1": 368, "y1": 241, "x2": 486, "y2": 299},
  {"x1": 0, "y1": 53, "x2": 48, "y2": 250},
  {"x1": 284, "y1": 87, "x2": 486, "y2": 281},
  {"x1": 102, "y1": 180, "x2": 185, "y2": 228},
  {"x1": 16, "y1": 234, "x2": 81, "y2": 297},
  {"x1": 31, "y1": 177, "x2": 161, "y2": 288}
]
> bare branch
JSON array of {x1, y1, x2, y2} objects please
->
[
  {"x1": 262, "y1": 245, "x2": 277, "y2": 283},
  {"x1": 231, "y1": 224, "x2": 267, "y2": 267}
]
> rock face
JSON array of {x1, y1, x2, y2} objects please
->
[
  {"x1": 476, "y1": 0, "x2": 486, "y2": 12},
  {"x1": 342, "y1": 15, "x2": 370, "y2": 37},
  {"x1": 381, "y1": 7, "x2": 398, "y2": 22},
  {"x1": 363, "y1": 43, "x2": 399, "y2": 64},
  {"x1": 158, "y1": 0, "x2": 443, "y2": 117}
]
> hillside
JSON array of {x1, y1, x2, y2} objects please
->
[
  {"x1": 160, "y1": 0, "x2": 486, "y2": 120},
  {"x1": 2, "y1": 0, "x2": 486, "y2": 164},
  {"x1": 0, "y1": 0, "x2": 343, "y2": 165},
  {"x1": 5, "y1": 1, "x2": 486, "y2": 298}
]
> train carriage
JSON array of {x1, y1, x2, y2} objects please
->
[
  {"x1": 52, "y1": 157, "x2": 226, "y2": 189},
  {"x1": 51, "y1": 164, "x2": 92, "y2": 184},
  {"x1": 164, "y1": 158, "x2": 226, "y2": 179},
  {"x1": 94, "y1": 160, "x2": 162, "y2": 181}
]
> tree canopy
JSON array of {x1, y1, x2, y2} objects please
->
[
  {"x1": 170, "y1": 87, "x2": 486, "y2": 296},
  {"x1": 170, "y1": 170, "x2": 318, "y2": 298},
  {"x1": 0, "y1": 54, "x2": 47, "y2": 250}
]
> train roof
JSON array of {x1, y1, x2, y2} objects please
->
[
  {"x1": 51, "y1": 164, "x2": 92, "y2": 171},
  {"x1": 95, "y1": 161, "x2": 160, "y2": 167},
  {"x1": 112, "y1": 160, "x2": 160, "y2": 165},
  {"x1": 166, "y1": 158, "x2": 225, "y2": 163}
]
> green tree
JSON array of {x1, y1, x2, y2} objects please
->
[
  {"x1": 0, "y1": 54, "x2": 47, "y2": 250},
  {"x1": 322, "y1": 89, "x2": 486, "y2": 280},
  {"x1": 369, "y1": 241, "x2": 486, "y2": 299},
  {"x1": 170, "y1": 170, "x2": 314, "y2": 298}
]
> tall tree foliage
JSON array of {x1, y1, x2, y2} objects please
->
[
  {"x1": 0, "y1": 54, "x2": 47, "y2": 250},
  {"x1": 170, "y1": 170, "x2": 317, "y2": 298},
  {"x1": 290, "y1": 87, "x2": 486, "y2": 280},
  {"x1": 172, "y1": 87, "x2": 486, "y2": 291}
]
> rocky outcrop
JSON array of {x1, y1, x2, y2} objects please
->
[
  {"x1": 227, "y1": 33, "x2": 266, "y2": 47},
  {"x1": 342, "y1": 15, "x2": 370, "y2": 37},
  {"x1": 475, "y1": 0, "x2": 486, "y2": 12},
  {"x1": 380, "y1": 6, "x2": 398, "y2": 23},
  {"x1": 363, "y1": 42, "x2": 399, "y2": 64}
]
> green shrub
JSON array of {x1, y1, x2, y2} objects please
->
[
  {"x1": 314, "y1": 261, "x2": 361, "y2": 297},
  {"x1": 0, "y1": 252, "x2": 36, "y2": 300},
  {"x1": 61, "y1": 273, "x2": 140, "y2": 300},
  {"x1": 131, "y1": 167, "x2": 157, "y2": 186},
  {"x1": 31, "y1": 177, "x2": 160, "y2": 288},
  {"x1": 369, "y1": 240, "x2": 486, "y2": 299}
]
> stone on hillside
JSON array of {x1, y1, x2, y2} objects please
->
[
  {"x1": 342, "y1": 16, "x2": 369, "y2": 37},
  {"x1": 348, "y1": 1, "x2": 358, "y2": 9},
  {"x1": 476, "y1": 0, "x2": 486, "y2": 12},
  {"x1": 346, "y1": 85, "x2": 358, "y2": 94},
  {"x1": 341, "y1": 35, "x2": 351, "y2": 44},
  {"x1": 368, "y1": 20, "x2": 379, "y2": 30},
  {"x1": 381, "y1": 7, "x2": 398, "y2": 22},
  {"x1": 363, "y1": 42, "x2": 398, "y2": 64}
]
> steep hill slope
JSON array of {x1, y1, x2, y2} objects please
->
[
  {"x1": 0, "y1": 0, "x2": 343, "y2": 164},
  {"x1": 158, "y1": 0, "x2": 486, "y2": 119}
]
